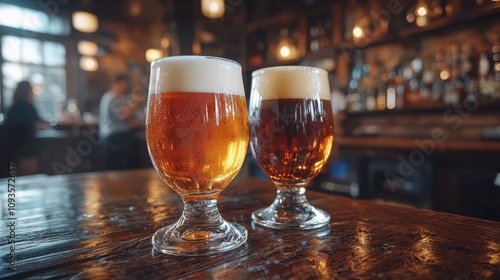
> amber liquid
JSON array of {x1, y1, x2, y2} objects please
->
[
  {"x1": 250, "y1": 98, "x2": 334, "y2": 184},
  {"x1": 146, "y1": 92, "x2": 249, "y2": 200}
]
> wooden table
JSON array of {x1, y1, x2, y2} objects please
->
[{"x1": 1, "y1": 169, "x2": 499, "y2": 279}]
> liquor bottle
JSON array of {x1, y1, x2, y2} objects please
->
[
  {"x1": 375, "y1": 64, "x2": 387, "y2": 110},
  {"x1": 461, "y1": 44, "x2": 475, "y2": 81},
  {"x1": 395, "y1": 64, "x2": 406, "y2": 109},
  {"x1": 346, "y1": 50, "x2": 365, "y2": 111},
  {"x1": 478, "y1": 52, "x2": 493, "y2": 98},
  {"x1": 309, "y1": 26, "x2": 319, "y2": 52},
  {"x1": 377, "y1": 81, "x2": 387, "y2": 110},
  {"x1": 491, "y1": 37, "x2": 500, "y2": 98},
  {"x1": 346, "y1": 89, "x2": 362, "y2": 112},
  {"x1": 386, "y1": 67, "x2": 397, "y2": 109},
  {"x1": 365, "y1": 76, "x2": 376, "y2": 111},
  {"x1": 461, "y1": 44, "x2": 477, "y2": 102},
  {"x1": 331, "y1": 77, "x2": 347, "y2": 114},
  {"x1": 465, "y1": 78, "x2": 479, "y2": 103},
  {"x1": 402, "y1": 58, "x2": 420, "y2": 105},
  {"x1": 357, "y1": 76, "x2": 367, "y2": 112},
  {"x1": 431, "y1": 48, "x2": 446, "y2": 102},
  {"x1": 443, "y1": 44, "x2": 462, "y2": 104},
  {"x1": 420, "y1": 58, "x2": 434, "y2": 101},
  {"x1": 410, "y1": 57, "x2": 423, "y2": 103}
]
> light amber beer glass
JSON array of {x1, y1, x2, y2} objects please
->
[
  {"x1": 249, "y1": 66, "x2": 333, "y2": 229},
  {"x1": 146, "y1": 56, "x2": 248, "y2": 255}
]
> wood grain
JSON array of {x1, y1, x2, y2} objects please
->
[{"x1": 1, "y1": 169, "x2": 499, "y2": 279}]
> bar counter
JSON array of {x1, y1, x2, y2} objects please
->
[{"x1": 1, "y1": 169, "x2": 499, "y2": 279}]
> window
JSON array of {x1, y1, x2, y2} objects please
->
[
  {"x1": 0, "y1": 3, "x2": 69, "y2": 121},
  {"x1": 0, "y1": 3, "x2": 70, "y2": 36},
  {"x1": 2, "y1": 35, "x2": 66, "y2": 120}
]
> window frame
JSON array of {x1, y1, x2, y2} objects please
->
[{"x1": 0, "y1": 21, "x2": 74, "y2": 121}]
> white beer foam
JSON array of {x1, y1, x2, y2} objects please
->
[
  {"x1": 251, "y1": 66, "x2": 331, "y2": 100},
  {"x1": 149, "y1": 56, "x2": 245, "y2": 96}
]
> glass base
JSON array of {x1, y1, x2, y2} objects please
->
[
  {"x1": 252, "y1": 185, "x2": 330, "y2": 230},
  {"x1": 152, "y1": 199, "x2": 247, "y2": 256}
]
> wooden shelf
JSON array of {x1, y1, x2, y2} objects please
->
[
  {"x1": 337, "y1": 136, "x2": 500, "y2": 152},
  {"x1": 243, "y1": 2, "x2": 500, "y2": 62},
  {"x1": 399, "y1": 3, "x2": 500, "y2": 37},
  {"x1": 323, "y1": 4, "x2": 500, "y2": 53},
  {"x1": 245, "y1": 12, "x2": 296, "y2": 32},
  {"x1": 343, "y1": 99, "x2": 500, "y2": 117}
]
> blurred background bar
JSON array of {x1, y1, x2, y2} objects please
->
[{"x1": 0, "y1": 0, "x2": 498, "y2": 221}]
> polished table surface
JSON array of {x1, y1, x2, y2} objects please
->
[{"x1": 1, "y1": 168, "x2": 499, "y2": 279}]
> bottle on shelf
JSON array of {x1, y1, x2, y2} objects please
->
[
  {"x1": 346, "y1": 50, "x2": 365, "y2": 112},
  {"x1": 395, "y1": 63, "x2": 406, "y2": 109},
  {"x1": 386, "y1": 67, "x2": 398, "y2": 110},
  {"x1": 357, "y1": 76, "x2": 367, "y2": 112},
  {"x1": 478, "y1": 51, "x2": 494, "y2": 99},
  {"x1": 491, "y1": 37, "x2": 500, "y2": 98},
  {"x1": 377, "y1": 75, "x2": 387, "y2": 110},
  {"x1": 409, "y1": 57, "x2": 424, "y2": 104},
  {"x1": 461, "y1": 44, "x2": 478, "y2": 102},
  {"x1": 331, "y1": 77, "x2": 347, "y2": 114},
  {"x1": 431, "y1": 48, "x2": 446, "y2": 102},
  {"x1": 420, "y1": 57, "x2": 435, "y2": 101},
  {"x1": 443, "y1": 44, "x2": 463, "y2": 104},
  {"x1": 308, "y1": 14, "x2": 332, "y2": 52},
  {"x1": 365, "y1": 75, "x2": 377, "y2": 111},
  {"x1": 461, "y1": 44, "x2": 476, "y2": 81}
]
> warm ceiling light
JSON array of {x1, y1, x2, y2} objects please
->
[
  {"x1": 72, "y1": 11, "x2": 98, "y2": 33},
  {"x1": 80, "y1": 56, "x2": 98, "y2": 71},
  {"x1": 77, "y1": 41, "x2": 98, "y2": 56},
  {"x1": 276, "y1": 40, "x2": 297, "y2": 61},
  {"x1": 146, "y1": 48, "x2": 163, "y2": 62},
  {"x1": 416, "y1": 6, "x2": 428, "y2": 16},
  {"x1": 279, "y1": 45, "x2": 291, "y2": 58},
  {"x1": 201, "y1": 0, "x2": 225, "y2": 19},
  {"x1": 352, "y1": 26, "x2": 364, "y2": 39}
]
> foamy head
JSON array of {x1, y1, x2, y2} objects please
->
[
  {"x1": 149, "y1": 56, "x2": 245, "y2": 96},
  {"x1": 251, "y1": 66, "x2": 331, "y2": 100}
]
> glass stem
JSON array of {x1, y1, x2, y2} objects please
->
[
  {"x1": 272, "y1": 184, "x2": 312, "y2": 215},
  {"x1": 176, "y1": 199, "x2": 224, "y2": 235}
]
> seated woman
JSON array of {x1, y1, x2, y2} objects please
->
[{"x1": 4, "y1": 81, "x2": 43, "y2": 175}]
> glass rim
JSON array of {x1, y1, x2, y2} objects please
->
[
  {"x1": 252, "y1": 65, "x2": 327, "y2": 77},
  {"x1": 151, "y1": 55, "x2": 241, "y2": 67}
]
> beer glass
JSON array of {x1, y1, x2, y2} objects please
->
[
  {"x1": 146, "y1": 56, "x2": 248, "y2": 255},
  {"x1": 249, "y1": 66, "x2": 334, "y2": 230}
]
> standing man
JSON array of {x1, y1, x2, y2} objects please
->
[{"x1": 99, "y1": 74, "x2": 137, "y2": 170}]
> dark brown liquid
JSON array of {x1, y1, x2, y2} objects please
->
[{"x1": 250, "y1": 98, "x2": 334, "y2": 184}]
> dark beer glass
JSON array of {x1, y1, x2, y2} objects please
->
[{"x1": 249, "y1": 66, "x2": 334, "y2": 229}]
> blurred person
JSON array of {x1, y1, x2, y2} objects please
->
[
  {"x1": 4, "y1": 81, "x2": 43, "y2": 175},
  {"x1": 99, "y1": 74, "x2": 139, "y2": 170}
]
